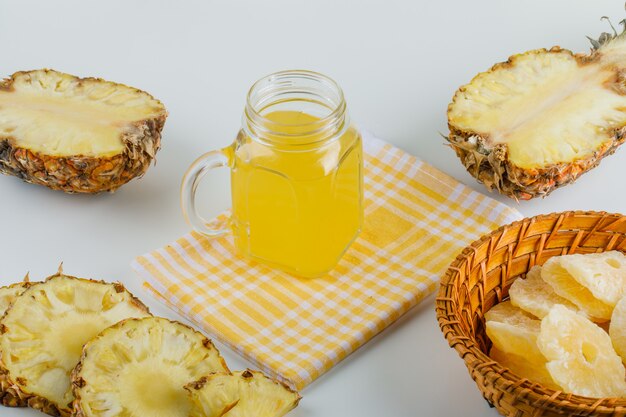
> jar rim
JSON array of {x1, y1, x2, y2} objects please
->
[{"x1": 244, "y1": 70, "x2": 347, "y2": 145}]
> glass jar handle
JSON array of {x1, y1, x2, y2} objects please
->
[{"x1": 181, "y1": 149, "x2": 231, "y2": 237}]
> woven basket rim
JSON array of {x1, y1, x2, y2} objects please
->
[{"x1": 436, "y1": 210, "x2": 626, "y2": 414}]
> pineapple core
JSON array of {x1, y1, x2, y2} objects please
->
[
  {"x1": 448, "y1": 50, "x2": 626, "y2": 169},
  {"x1": 0, "y1": 70, "x2": 163, "y2": 157}
]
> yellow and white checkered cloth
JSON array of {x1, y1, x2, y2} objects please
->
[{"x1": 131, "y1": 132, "x2": 522, "y2": 390}]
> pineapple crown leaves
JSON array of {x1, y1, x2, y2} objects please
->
[{"x1": 587, "y1": 6, "x2": 626, "y2": 51}]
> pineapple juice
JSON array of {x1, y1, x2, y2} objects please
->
[{"x1": 230, "y1": 110, "x2": 363, "y2": 278}]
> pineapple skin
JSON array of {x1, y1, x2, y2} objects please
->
[
  {"x1": 0, "y1": 282, "x2": 31, "y2": 409},
  {"x1": 0, "y1": 273, "x2": 150, "y2": 417},
  {"x1": 0, "y1": 69, "x2": 167, "y2": 194},
  {"x1": 70, "y1": 317, "x2": 230, "y2": 417},
  {"x1": 447, "y1": 48, "x2": 626, "y2": 200}
]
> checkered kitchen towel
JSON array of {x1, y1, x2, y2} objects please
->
[{"x1": 131, "y1": 132, "x2": 522, "y2": 390}]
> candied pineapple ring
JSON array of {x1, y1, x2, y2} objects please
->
[
  {"x1": 509, "y1": 265, "x2": 578, "y2": 319},
  {"x1": 537, "y1": 305, "x2": 626, "y2": 398},
  {"x1": 541, "y1": 257, "x2": 612, "y2": 321},
  {"x1": 485, "y1": 301, "x2": 544, "y2": 362}
]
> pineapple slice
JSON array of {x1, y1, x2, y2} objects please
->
[
  {"x1": 0, "y1": 273, "x2": 150, "y2": 416},
  {"x1": 186, "y1": 370, "x2": 300, "y2": 417},
  {"x1": 509, "y1": 265, "x2": 579, "y2": 318},
  {"x1": 560, "y1": 251, "x2": 626, "y2": 307},
  {"x1": 537, "y1": 305, "x2": 626, "y2": 398},
  {"x1": 489, "y1": 347, "x2": 559, "y2": 390},
  {"x1": 0, "y1": 281, "x2": 30, "y2": 408},
  {"x1": 541, "y1": 256, "x2": 612, "y2": 321},
  {"x1": 0, "y1": 69, "x2": 167, "y2": 193},
  {"x1": 610, "y1": 295, "x2": 626, "y2": 364},
  {"x1": 485, "y1": 301, "x2": 544, "y2": 362},
  {"x1": 447, "y1": 27, "x2": 626, "y2": 199},
  {"x1": 72, "y1": 317, "x2": 229, "y2": 417}
]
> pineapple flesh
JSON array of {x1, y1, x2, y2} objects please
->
[
  {"x1": 447, "y1": 31, "x2": 626, "y2": 199},
  {"x1": 186, "y1": 370, "x2": 301, "y2": 417},
  {"x1": 0, "y1": 281, "x2": 31, "y2": 408},
  {"x1": 537, "y1": 305, "x2": 626, "y2": 398},
  {"x1": 0, "y1": 274, "x2": 150, "y2": 416},
  {"x1": 0, "y1": 69, "x2": 167, "y2": 193},
  {"x1": 71, "y1": 317, "x2": 229, "y2": 417}
]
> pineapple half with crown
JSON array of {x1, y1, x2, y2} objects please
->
[
  {"x1": 0, "y1": 69, "x2": 167, "y2": 193},
  {"x1": 0, "y1": 280, "x2": 31, "y2": 408},
  {"x1": 447, "y1": 15, "x2": 626, "y2": 199},
  {"x1": 186, "y1": 370, "x2": 301, "y2": 417},
  {"x1": 71, "y1": 316, "x2": 229, "y2": 417},
  {"x1": 0, "y1": 272, "x2": 151, "y2": 416}
]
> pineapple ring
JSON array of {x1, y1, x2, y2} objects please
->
[
  {"x1": 509, "y1": 265, "x2": 579, "y2": 319},
  {"x1": 0, "y1": 281, "x2": 31, "y2": 408},
  {"x1": 609, "y1": 296, "x2": 626, "y2": 364},
  {"x1": 541, "y1": 256, "x2": 612, "y2": 321},
  {"x1": 0, "y1": 274, "x2": 150, "y2": 416},
  {"x1": 72, "y1": 317, "x2": 229, "y2": 417},
  {"x1": 485, "y1": 301, "x2": 544, "y2": 362},
  {"x1": 186, "y1": 370, "x2": 301, "y2": 417},
  {"x1": 560, "y1": 251, "x2": 626, "y2": 307},
  {"x1": 537, "y1": 305, "x2": 626, "y2": 398}
]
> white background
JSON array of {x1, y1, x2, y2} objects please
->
[{"x1": 0, "y1": 1, "x2": 624, "y2": 416}]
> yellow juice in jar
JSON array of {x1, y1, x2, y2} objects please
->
[{"x1": 230, "y1": 110, "x2": 363, "y2": 277}]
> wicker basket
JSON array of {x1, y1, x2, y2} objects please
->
[{"x1": 436, "y1": 211, "x2": 626, "y2": 417}]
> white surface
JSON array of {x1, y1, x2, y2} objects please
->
[{"x1": 0, "y1": 1, "x2": 624, "y2": 416}]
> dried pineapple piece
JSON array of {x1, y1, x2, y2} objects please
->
[
  {"x1": 537, "y1": 305, "x2": 626, "y2": 398},
  {"x1": 0, "y1": 281, "x2": 30, "y2": 407},
  {"x1": 489, "y1": 347, "x2": 559, "y2": 390},
  {"x1": 509, "y1": 265, "x2": 579, "y2": 318},
  {"x1": 0, "y1": 69, "x2": 167, "y2": 193},
  {"x1": 485, "y1": 301, "x2": 544, "y2": 362},
  {"x1": 186, "y1": 370, "x2": 300, "y2": 417},
  {"x1": 560, "y1": 251, "x2": 626, "y2": 307},
  {"x1": 72, "y1": 317, "x2": 229, "y2": 417},
  {"x1": 0, "y1": 274, "x2": 151, "y2": 416},
  {"x1": 541, "y1": 256, "x2": 612, "y2": 321},
  {"x1": 610, "y1": 296, "x2": 626, "y2": 364}
]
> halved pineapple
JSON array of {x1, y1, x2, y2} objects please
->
[
  {"x1": 186, "y1": 370, "x2": 300, "y2": 417},
  {"x1": 0, "y1": 69, "x2": 167, "y2": 193},
  {"x1": 537, "y1": 305, "x2": 626, "y2": 398},
  {"x1": 489, "y1": 347, "x2": 559, "y2": 390},
  {"x1": 0, "y1": 273, "x2": 150, "y2": 416},
  {"x1": 541, "y1": 256, "x2": 612, "y2": 321},
  {"x1": 484, "y1": 301, "x2": 544, "y2": 362},
  {"x1": 447, "y1": 27, "x2": 626, "y2": 199},
  {"x1": 0, "y1": 281, "x2": 31, "y2": 408},
  {"x1": 610, "y1": 296, "x2": 626, "y2": 364},
  {"x1": 72, "y1": 317, "x2": 229, "y2": 417},
  {"x1": 508, "y1": 265, "x2": 579, "y2": 318},
  {"x1": 560, "y1": 251, "x2": 626, "y2": 307}
]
